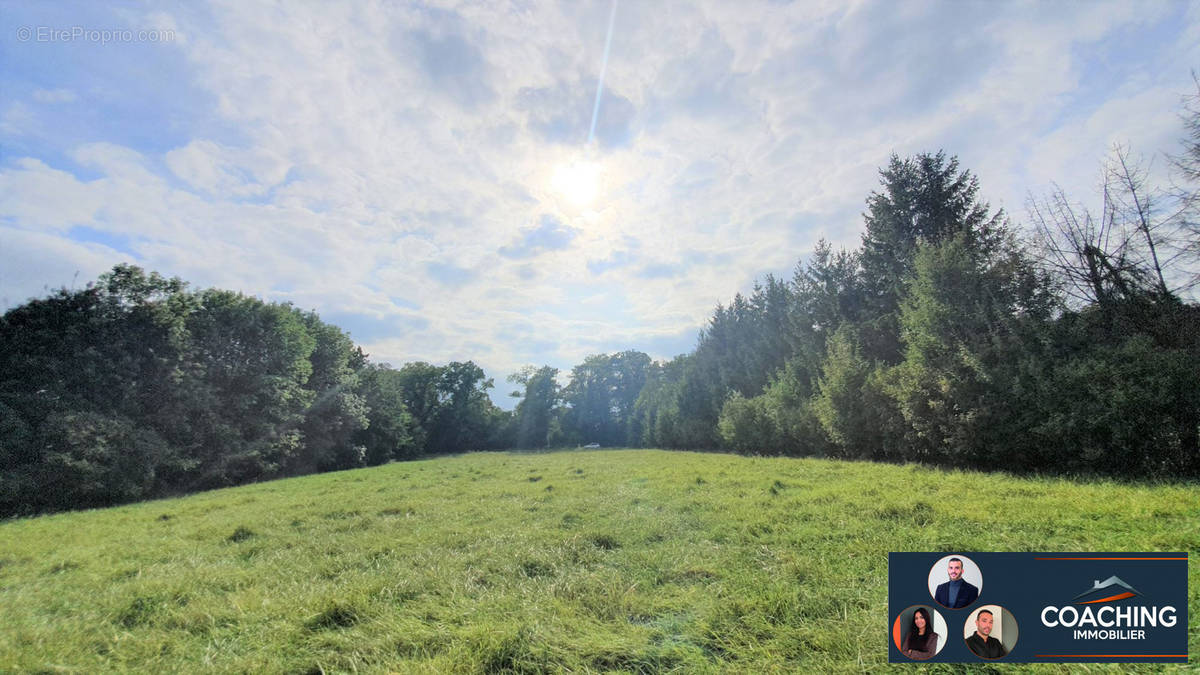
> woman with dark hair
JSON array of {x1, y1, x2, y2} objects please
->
[{"x1": 901, "y1": 607, "x2": 938, "y2": 660}]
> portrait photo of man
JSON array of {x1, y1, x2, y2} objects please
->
[
  {"x1": 932, "y1": 556, "x2": 980, "y2": 609},
  {"x1": 964, "y1": 606, "x2": 1013, "y2": 659}
]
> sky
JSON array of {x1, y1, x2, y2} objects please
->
[{"x1": 3, "y1": 0, "x2": 1199, "y2": 408}]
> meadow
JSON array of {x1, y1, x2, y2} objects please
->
[{"x1": 1, "y1": 449, "x2": 1196, "y2": 673}]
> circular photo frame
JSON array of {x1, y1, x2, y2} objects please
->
[
  {"x1": 963, "y1": 604, "x2": 1018, "y2": 659},
  {"x1": 927, "y1": 554, "x2": 983, "y2": 609},
  {"x1": 891, "y1": 605, "x2": 947, "y2": 660}
]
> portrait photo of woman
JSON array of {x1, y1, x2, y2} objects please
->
[{"x1": 899, "y1": 606, "x2": 941, "y2": 660}]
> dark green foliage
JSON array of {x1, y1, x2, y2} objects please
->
[
  {"x1": 630, "y1": 357, "x2": 680, "y2": 448},
  {"x1": 717, "y1": 392, "x2": 779, "y2": 455},
  {"x1": 759, "y1": 361, "x2": 831, "y2": 457},
  {"x1": 1026, "y1": 305, "x2": 1200, "y2": 476},
  {"x1": 812, "y1": 325, "x2": 903, "y2": 461},
  {"x1": 508, "y1": 365, "x2": 560, "y2": 449},
  {"x1": 1, "y1": 268, "x2": 196, "y2": 514},
  {"x1": 672, "y1": 277, "x2": 797, "y2": 449},
  {"x1": 34, "y1": 412, "x2": 170, "y2": 509},
  {"x1": 0, "y1": 265, "x2": 512, "y2": 517},
  {"x1": 632, "y1": 354, "x2": 721, "y2": 450},
  {"x1": 391, "y1": 361, "x2": 443, "y2": 451},
  {"x1": 182, "y1": 289, "x2": 316, "y2": 487},
  {"x1": 683, "y1": 144, "x2": 1196, "y2": 480},
  {"x1": 292, "y1": 314, "x2": 369, "y2": 473},
  {"x1": 5, "y1": 132, "x2": 1199, "y2": 518},
  {"x1": 890, "y1": 233, "x2": 1052, "y2": 465},
  {"x1": 354, "y1": 363, "x2": 418, "y2": 465},
  {"x1": 416, "y1": 361, "x2": 505, "y2": 454},
  {"x1": 793, "y1": 239, "x2": 863, "y2": 346},
  {"x1": 859, "y1": 151, "x2": 1004, "y2": 364},
  {"x1": 561, "y1": 351, "x2": 652, "y2": 447}
]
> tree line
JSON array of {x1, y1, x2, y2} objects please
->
[
  {"x1": 4, "y1": 84, "x2": 1199, "y2": 517},
  {"x1": 0, "y1": 267, "x2": 507, "y2": 516},
  {"x1": 508, "y1": 83, "x2": 1200, "y2": 479},
  {"x1": 505, "y1": 151, "x2": 1198, "y2": 479}
]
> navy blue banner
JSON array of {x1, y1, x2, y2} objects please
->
[{"x1": 888, "y1": 553, "x2": 1188, "y2": 663}]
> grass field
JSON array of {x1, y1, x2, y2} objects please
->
[{"x1": 1, "y1": 449, "x2": 1197, "y2": 673}]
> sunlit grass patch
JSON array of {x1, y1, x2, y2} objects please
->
[{"x1": 0, "y1": 449, "x2": 1196, "y2": 672}]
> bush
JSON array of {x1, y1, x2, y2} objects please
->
[
  {"x1": 33, "y1": 412, "x2": 171, "y2": 512},
  {"x1": 814, "y1": 325, "x2": 904, "y2": 460},
  {"x1": 718, "y1": 392, "x2": 780, "y2": 454}
]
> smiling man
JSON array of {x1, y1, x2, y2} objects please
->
[
  {"x1": 965, "y1": 609, "x2": 1008, "y2": 659},
  {"x1": 934, "y1": 557, "x2": 979, "y2": 609}
]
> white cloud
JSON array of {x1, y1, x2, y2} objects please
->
[
  {"x1": 0, "y1": 159, "x2": 104, "y2": 232},
  {"x1": 0, "y1": 226, "x2": 134, "y2": 309},
  {"x1": 1026, "y1": 86, "x2": 1184, "y2": 202},
  {"x1": 0, "y1": 102, "x2": 38, "y2": 136},
  {"x1": 3, "y1": 0, "x2": 1198, "y2": 396},
  {"x1": 164, "y1": 139, "x2": 286, "y2": 196}
]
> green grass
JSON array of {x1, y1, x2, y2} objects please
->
[{"x1": 1, "y1": 449, "x2": 1197, "y2": 673}]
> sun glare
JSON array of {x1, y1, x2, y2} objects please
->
[{"x1": 551, "y1": 160, "x2": 602, "y2": 208}]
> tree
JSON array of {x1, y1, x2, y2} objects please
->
[
  {"x1": 1031, "y1": 327, "x2": 1200, "y2": 476},
  {"x1": 426, "y1": 361, "x2": 500, "y2": 453},
  {"x1": 717, "y1": 392, "x2": 778, "y2": 454},
  {"x1": 0, "y1": 266, "x2": 198, "y2": 513},
  {"x1": 1, "y1": 266, "x2": 346, "y2": 512},
  {"x1": 509, "y1": 365, "x2": 560, "y2": 449},
  {"x1": 632, "y1": 359, "x2": 673, "y2": 447},
  {"x1": 0, "y1": 264, "x2": 522, "y2": 516},
  {"x1": 859, "y1": 152, "x2": 1004, "y2": 363},
  {"x1": 183, "y1": 289, "x2": 316, "y2": 487},
  {"x1": 24, "y1": 411, "x2": 169, "y2": 511},
  {"x1": 1022, "y1": 85, "x2": 1200, "y2": 477},
  {"x1": 745, "y1": 275, "x2": 796, "y2": 389},
  {"x1": 889, "y1": 233, "x2": 1051, "y2": 465},
  {"x1": 1169, "y1": 73, "x2": 1200, "y2": 293},
  {"x1": 354, "y1": 363, "x2": 418, "y2": 465},
  {"x1": 787, "y1": 240, "x2": 864, "y2": 405},
  {"x1": 812, "y1": 324, "x2": 903, "y2": 460},
  {"x1": 608, "y1": 350, "x2": 652, "y2": 444},
  {"x1": 394, "y1": 361, "x2": 444, "y2": 451},
  {"x1": 759, "y1": 358, "x2": 831, "y2": 457},
  {"x1": 1028, "y1": 146, "x2": 1182, "y2": 309},
  {"x1": 793, "y1": 239, "x2": 862, "y2": 348},
  {"x1": 291, "y1": 311, "x2": 369, "y2": 473},
  {"x1": 561, "y1": 351, "x2": 652, "y2": 446}
]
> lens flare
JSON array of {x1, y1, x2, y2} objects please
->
[
  {"x1": 588, "y1": 0, "x2": 619, "y2": 147},
  {"x1": 551, "y1": 160, "x2": 602, "y2": 207}
]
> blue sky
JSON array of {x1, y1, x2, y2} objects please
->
[{"x1": 3, "y1": 0, "x2": 1199, "y2": 408}]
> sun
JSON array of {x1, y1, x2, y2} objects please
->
[{"x1": 551, "y1": 159, "x2": 603, "y2": 208}]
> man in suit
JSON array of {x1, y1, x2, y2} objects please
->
[{"x1": 934, "y1": 557, "x2": 979, "y2": 608}]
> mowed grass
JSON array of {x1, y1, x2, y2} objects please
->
[{"x1": 1, "y1": 449, "x2": 1197, "y2": 673}]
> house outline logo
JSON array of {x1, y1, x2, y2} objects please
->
[{"x1": 1071, "y1": 575, "x2": 1142, "y2": 605}]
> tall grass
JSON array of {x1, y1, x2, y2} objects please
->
[{"x1": 1, "y1": 449, "x2": 1196, "y2": 672}]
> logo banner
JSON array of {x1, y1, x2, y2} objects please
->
[{"x1": 887, "y1": 552, "x2": 1188, "y2": 663}]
